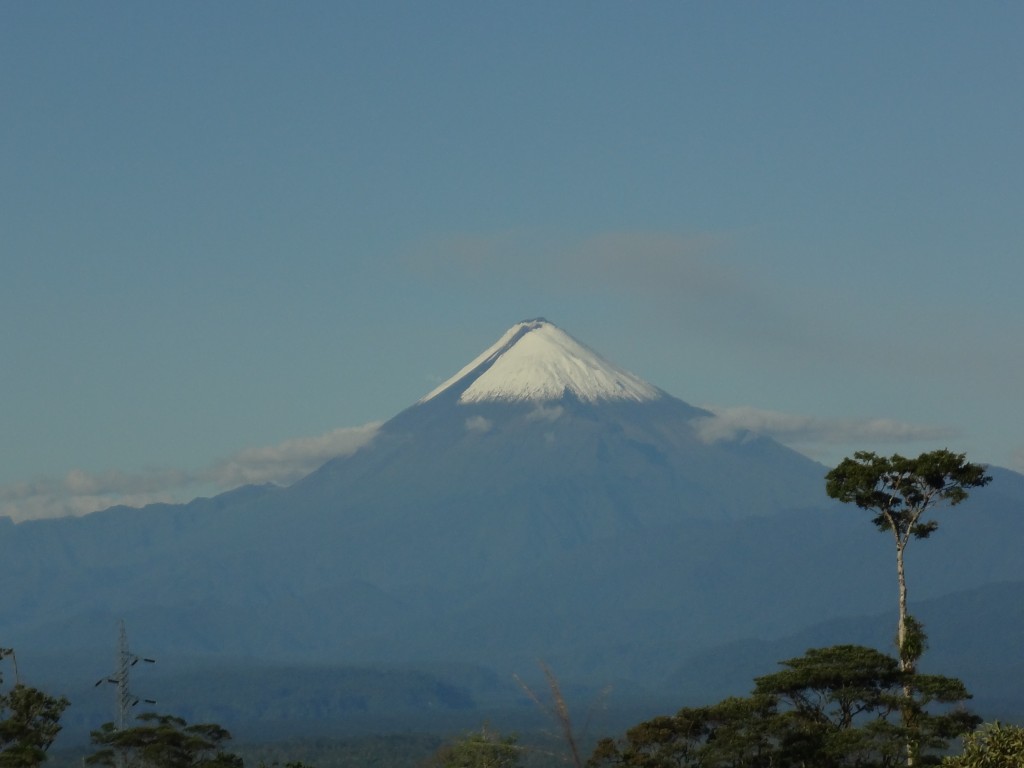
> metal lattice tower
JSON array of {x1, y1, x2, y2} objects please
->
[
  {"x1": 0, "y1": 647, "x2": 19, "y2": 686},
  {"x1": 95, "y1": 620, "x2": 156, "y2": 730}
]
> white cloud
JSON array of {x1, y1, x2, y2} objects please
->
[
  {"x1": 465, "y1": 415, "x2": 493, "y2": 433},
  {"x1": 205, "y1": 423, "x2": 381, "y2": 488},
  {"x1": 0, "y1": 404, "x2": 973, "y2": 524},
  {"x1": 694, "y1": 405, "x2": 957, "y2": 459},
  {"x1": 0, "y1": 423, "x2": 380, "y2": 523},
  {"x1": 527, "y1": 404, "x2": 564, "y2": 422}
]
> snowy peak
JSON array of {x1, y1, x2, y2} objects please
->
[{"x1": 420, "y1": 319, "x2": 663, "y2": 404}]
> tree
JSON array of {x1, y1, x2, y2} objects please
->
[
  {"x1": 588, "y1": 645, "x2": 979, "y2": 768},
  {"x1": 754, "y1": 645, "x2": 979, "y2": 767},
  {"x1": 87, "y1": 713, "x2": 242, "y2": 768},
  {"x1": 824, "y1": 450, "x2": 991, "y2": 674},
  {"x1": 426, "y1": 725, "x2": 520, "y2": 768},
  {"x1": 589, "y1": 699, "x2": 760, "y2": 768},
  {"x1": 942, "y1": 722, "x2": 1024, "y2": 767},
  {"x1": 0, "y1": 676, "x2": 70, "y2": 768}
]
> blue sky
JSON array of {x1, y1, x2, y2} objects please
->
[{"x1": 3, "y1": 2, "x2": 1022, "y2": 520}]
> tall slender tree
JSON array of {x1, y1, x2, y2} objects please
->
[
  {"x1": 824, "y1": 450, "x2": 990, "y2": 673},
  {"x1": 824, "y1": 449, "x2": 990, "y2": 766}
]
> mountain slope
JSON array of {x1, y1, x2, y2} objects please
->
[{"x1": 3, "y1": 319, "x2": 1021, "y2": 738}]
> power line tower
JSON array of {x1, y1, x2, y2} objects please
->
[
  {"x1": 0, "y1": 647, "x2": 19, "y2": 685},
  {"x1": 95, "y1": 620, "x2": 156, "y2": 730}
]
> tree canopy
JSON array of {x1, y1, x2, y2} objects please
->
[
  {"x1": 942, "y1": 722, "x2": 1024, "y2": 767},
  {"x1": 87, "y1": 713, "x2": 242, "y2": 768},
  {"x1": 589, "y1": 644, "x2": 979, "y2": 768},
  {"x1": 824, "y1": 450, "x2": 990, "y2": 541},
  {"x1": 0, "y1": 679, "x2": 69, "y2": 768},
  {"x1": 824, "y1": 450, "x2": 990, "y2": 673},
  {"x1": 426, "y1": 726, "x2": 520, "y2": 768}
]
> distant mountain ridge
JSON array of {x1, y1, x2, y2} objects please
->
[{"x1": 4, "y1": 319, "x2": 1022, "y2": 743}]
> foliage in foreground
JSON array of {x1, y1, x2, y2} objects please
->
[
  {"x1": 425, "y1": 725, "x2": 521, "y2": 768},
  {"x1": 0, "y1": 677, "x2": 69, "y2": 768},
  {"x1": 234, "y1": 734, "x2": 442, "y2": 768},
  {"x1": 589, "y1": 644, "x2": 980, "y2": 768},
  {"x1": 942, "y1": 722, "x2": 1024, "y2": 767},
  {"x1": 87, "y1": 713, "x2": 242, "y2": 768}
]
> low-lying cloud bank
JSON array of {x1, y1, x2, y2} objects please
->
[
  {"x1": 695, "y1": 405, "x2": 957, "y2": 461},
  {"x1": 0, "y1": 423, "x2": 380, "y2": 523},
  {"x1": 1, "y1": 408, "x2": 967, "y2": 523}
]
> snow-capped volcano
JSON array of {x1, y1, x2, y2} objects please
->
[
  {"x1": 420, "y1": 318, "x2": 663, "y2": 404},
  {"x1": 2, "y1": 321, "x2": 1018, "y2": 748}
]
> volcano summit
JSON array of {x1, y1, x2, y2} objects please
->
[
  {"x1": 420, "y1": 318, "x2": 663, "y2": 404},
  {"x1": 304, "y1": 318, "x2": 825, "y2": 534}
]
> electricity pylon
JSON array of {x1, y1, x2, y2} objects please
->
[
  {"x1": 95, "y1": 620, "x2": 156, "y2": 730},
  {"x1": 0, "y1": 647, "x2": 19, "y2": 685}
]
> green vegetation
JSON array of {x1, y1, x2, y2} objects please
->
[
  {"x1": 825, "y1": 450, "x2": 991, "y2": 674},
  {"x1": 0, "y1": 673, "x2": 69, "y2": 768},
  {"x1": 87, "y1": 713, "x2": 242, "y2": 768},
  {"x1": 589, "y1": 644, "x2": 979, "y2": 768},
  {"x1": 825, "y1": 449, "x2": 991, "y2": 765},
  {"x1": 235, "y1": 734, "x2": 442, "y2": 768},
  {"x1": 942, "y1": 722, "x2": 1024, "y2": 767},
  {"x1": 425, "y1": 725, "x2": 520, "y2": 768}
]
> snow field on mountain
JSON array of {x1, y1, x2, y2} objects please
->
[{"x1": 422, "y1": 319, "x2": 661, "y2": 404}]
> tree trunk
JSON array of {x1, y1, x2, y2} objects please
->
[
  {"x1": 897, "y1": 541, "x2": 908, "y2": 672},
  {"x1": 896, "y1": 541, "x2": 916, "y2": 767}
]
